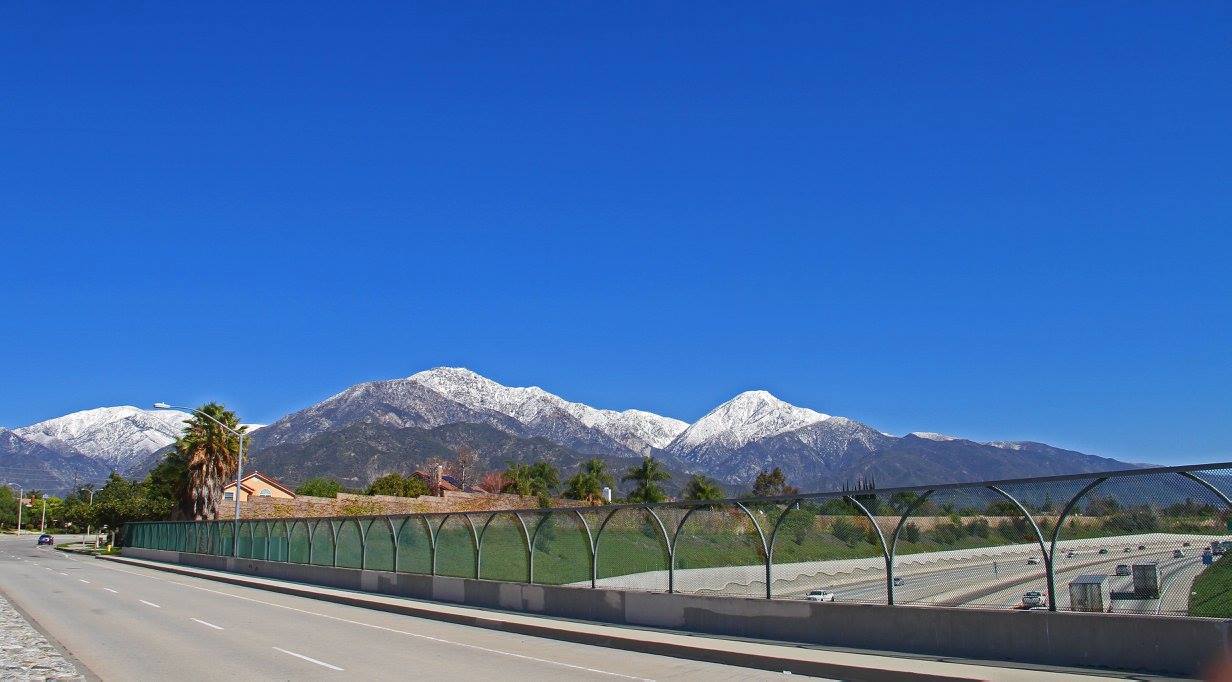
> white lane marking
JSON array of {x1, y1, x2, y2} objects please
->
[
  {"x1": 191, "y1": 618, "x2": 224, "y2": 630},
  {"x1": 79, "y1": 579, "x2": 90, "y2": 584},
  {"x1": 58, "y1": 572, "x2": 68, "y2": 576},
  {"x1": 104, "y1": 588, "x2": 118, "y2": 594},
  {"x1": 273, "y1": 647, "x2": 344, "y2": 671},
  {"x1": 95, "y1": 562, "x2": 649, "y2": 681},
  {"x1": 139, "y1": 600, "x2": 161, "y2": 608}
]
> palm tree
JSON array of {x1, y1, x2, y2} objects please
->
[
  {"x1": 622, "y1": 456, "x2": 670, "y2": 504},
  {"x1": 682, "y1": 474, "x2": 724, "y2": 501},
  {"x1": 176, "y1": 402, "x2": 246, "y2": 521},
  {"x1": 565, "y1": 458, "x2": 615, "y2": 504}
]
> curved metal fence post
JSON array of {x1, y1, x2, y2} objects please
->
[
  {"x1": 358, "y1": 518, "x2": 369, "y2": 570},
  {"x1": 887, "y1": 490, "x2": 936, "y2": 606},
  {"x1": 513, "y1": 512, "x2": 533, "y2": 583},
  {"x1": 330, "y1": 519, "x2": 340, "y2": 568},
  {"x1": 733, "y1": 501, "x2": 771, "y2": 599},
  {"x1": 668, "y1": 504, "x2": 706, "y2": 595},
  {"x1": 469, "y1": 514, "x2": 483, "y2": 579},
  {"x1": 572, "y1": 508, "x2": 597, "y2": 589},
  {"x1": 766, "y1": 499, "x2": 802, "y2": 600},
  {"x1": 844, "y1": 495, "x2": 891, "y2": 604},
  {"x1": 643, "y1": 506, "x2": 674, "y2": 593},
  {"x1": 1046, "y1": 477, "x2": 1107, "y2": 611},
  {"x1": 528, "y1": 512, "x2": 555, "y2": 585},
  {"x1": 1179, "y1": 471, "x2": 1232, "y2": 510},
  {"x1": 986, "y1": 485, "x2": 1051, "y2": 609},
  {"x1": 427, "y1": 516, "x2": 439, "y2": 576}
]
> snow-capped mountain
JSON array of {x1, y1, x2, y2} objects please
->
[
  {"x1": 250, "y1": 367, "x2": 687, "y2": 458},
  {"x1": 669, "y1": 390, "x2": 830, "y2": 453},
  {"x1": 13, "y1": 406, "x2": 190, "y2": 475},
  {"x1": 0, "y1": 428, "x2": 112, "y2": 492}
]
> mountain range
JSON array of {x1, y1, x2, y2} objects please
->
[{"x1": 0, "y1": 367, "x2": 1134, "y2": 494}]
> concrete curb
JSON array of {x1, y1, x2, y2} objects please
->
[{"x1": 99, "y1": 554, "x2": 1041, "y2": 681}]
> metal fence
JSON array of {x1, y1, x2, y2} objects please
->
[{"x1": 124, "y1": 461, "x2": 1232, "y2": 617}]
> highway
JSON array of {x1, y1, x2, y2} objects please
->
[
  {"x1": 0, "y1": 535, "x2": 783, "y2": 681},
  {"x1": 779, "y1": 537, "x2": 1206, "y2": 614}
]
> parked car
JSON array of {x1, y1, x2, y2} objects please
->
[
  {"x1": 1022, "y1": 591, "x2": 1045, "y2": 608},
  {"x1": 1174, "y1": 549, "x2": 1185, "y2": 558},
  {"x1": 36, "y1": 534, "x2": 53, "y2": 546},
  {"x1": 893, "y1": 577, "x2": 905, "y2": 586},
  {"x1": 805, "y1": 590, "x2": 835, "y2": 602},
  {"x1": 1026, "y1": 556, "x2": 1041, "y2": 565},
  {"x1": 1116, "y1": 564, "x2": 1131, "y2": 576},
  {"x1": 1098, "y1": 548, "x2": 1109, "y2": 554}
]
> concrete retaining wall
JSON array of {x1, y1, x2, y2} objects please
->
[{"x1": 124, "y1": 547, "x2": 1231, "y2": 676}]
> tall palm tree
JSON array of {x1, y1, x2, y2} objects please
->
[
  {"x1": 565, "y1": 458, "x2": 615, "y2": 504},
  {"x1": 622, "y1": 456, "x2": 670, "y2": 504},
  {"x1": 176, "y1": 402, "x2": 246, "y2": 521}
]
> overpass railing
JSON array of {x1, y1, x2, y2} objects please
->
[{"x1": 123, "y1": 461, "x2": 1232, "y2": 617}]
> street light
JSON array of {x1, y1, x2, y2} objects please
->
[{"x1": 154, "y1": 402, "x2": 246, "y2": 557}]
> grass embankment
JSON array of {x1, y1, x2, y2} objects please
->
[{"x1": 1189, "y1": 553, "x2": 1232, "y2": 618}]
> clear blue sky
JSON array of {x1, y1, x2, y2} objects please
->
[{"x1": 2, "y1": 3, "x2": 1229, "y2": 464}]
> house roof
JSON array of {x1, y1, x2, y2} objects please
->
[{"x1": 223, "y1": 471, "x2": 296, "y2": 497}]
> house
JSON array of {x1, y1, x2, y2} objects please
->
[
  {"x1": 222, "y1": 472, "x2": 296, "y2": 502},
  {"x1": 411, "y1": 466, "x2": 463, "y2": 496}
]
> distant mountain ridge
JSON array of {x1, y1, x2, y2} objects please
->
[{"x1": 4, "y1": 368, "x2": 1138, "y2": 493}]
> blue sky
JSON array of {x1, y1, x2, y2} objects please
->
[{"x1": 2, "y1": 3, "x2": 1229, "y2": 464}]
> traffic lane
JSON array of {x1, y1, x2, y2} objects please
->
[
  {"x1": 0, "y1": 543, "x2": 782, "y2": 681},
  {"x1": 976, "y1": 552, "x2": 1198, "y2": 610}
]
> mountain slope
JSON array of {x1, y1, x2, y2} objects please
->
[
  {"x1": 0, "y1": 428, "x2": 112, "y2": 492},
  {"x1": 13, "y1": 406, "x2": 190, "y2": 476}
]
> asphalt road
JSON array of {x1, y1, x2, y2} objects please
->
[
  {"x1": 782, "y1": 538, "x2": 1205, "y2": 614},
  {"x1": 0, "y1": 535, "x2": 784, "y2": 681}
]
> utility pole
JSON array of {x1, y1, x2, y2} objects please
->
[
  {"x1": 39, "y1": 497, "x2": 47, "y2": 533},
  {"x1": 15, "y1": 487, "x2": 23, "y2": 535}
]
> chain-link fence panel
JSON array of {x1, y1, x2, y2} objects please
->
[
  {"x1": 769, "y1": 497, "x2": 887, "y2": 603},
  {"x1": 673, "y1": 503, "x2": 767, "y2": 598},
  {"x1": 531, "y1": 509, "x2": 593, "y2": 586},
  {"x1": 237, "y1": 521, "x2": 253, "y2": 558},
  {"x1": 1048, "y1": 470, "x2": 1230, "y2": 616},
  {"x1": 251, "y1": 521, "x2": 268, "y2": 560},
  {"x1": 335, "y1": 519, "x2": 363, "y2": 569},
  {"x1": 478, "y1": 513, "x2": 530, "y2": 582},
  {"x1": 434, "y1": 514, "x2": 477, "y2": 578},
  {"x1": 310, "y1": 520, "x2": 335, "y2": 566},
  {"x1": 269, "y1": 521, "x2": 289, "y2": 562},
  {"x1": 361, "y1": 518, "x2": 395, "y2": 571},
  {"x1": 288, "y1": 520, "x2": 310, "y2": 563},
  {"x1": 595, "y1": 507, "x2": 670, "y2": 592},
  {"x1": 395, "y1": 517, "x2": 433, "y2": 574},
  {"x1": 218, "y1": 521, "x2": 234, "y2": 557}
]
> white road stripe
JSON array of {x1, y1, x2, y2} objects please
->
[
  {"x1": 58, "y1": 572, "x2": 68, "y2": 576},
  {"x1": 191, "y1": 618, "x2": 224, "y2": 630},
  {"x1": 103, "y1": 588, "x2": 118, "y2": 594},
  {"x1": 273, "y1": 647, "x2": 343, "y2": 671},
  {"x1": 79, "y1": 579, "x2": 90, "y2": 584},
  {"x1": 95, "y1": 562, "x2": 650, "y2": 681},
  {"x1": 139, "y1": 600, "x2": 161, "y2": 608}
]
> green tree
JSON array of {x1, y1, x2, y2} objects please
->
[
  {"x1": 751, "y1": 467, "x2": 798, "y2": 498},
  {"x1": 502, "y1": 461, "x2": 559, "y2": 499},
  {"x1": 682, "y1": 474, "x2": 724, "y2": 501},
  {"x1": 296, "y1": 477, "x2": 343, "y2": 498},
  {"x1": 146, "y1": 449, "x2": 190, "y2": 517},
  {"x1": 901, "y1": 521, "x2": 921, "y2": 543},
  {"x1": 564, "y1": 459, "x2": 615, "y2": 504},
  {"x1": 622, "y1": 456, "x2": 670, "y2": 504},
  {"x1": 175, "y1": 403, "x2": 246, "y2": 520},
  {"x1": 366, "y1": 473, "x2": 429, "y2": 498}
]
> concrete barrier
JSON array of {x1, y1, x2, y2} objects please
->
[{"x1": 123, "y1": 547, "x2": 1232, "y2": 676}]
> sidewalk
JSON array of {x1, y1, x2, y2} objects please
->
[{"x1": 100, "y1": 555, "x2": 1160, "y2": 681}]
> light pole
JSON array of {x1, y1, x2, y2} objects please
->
[
  {"x1": 154, "y1": 402, "x2": 246, "y2": 557},
  {"x1": 14, "y1": 486, "x2": 22, "y2": 535}
]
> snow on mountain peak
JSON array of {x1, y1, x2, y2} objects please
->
[
  {"x1": 14, "y1": 405, "x2": 191, "y2": 469},
  {"x1": 409, "y1": 367, "x2": 687, "y2": 451},
  {"x1": 910, "y1": 431, "x2": 960, "y2": 442},
  {"x1": 670, "y1": 390, "x2": 830, "y2": 451}
]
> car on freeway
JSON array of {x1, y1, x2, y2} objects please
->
[
  {"x1": 893, "y1": 577, "x2": 905, "y2": 586},
  {"x1": 1138, "y1": 545, "x2": 1146, "y2": 550},
  {"x1": 1184, "y1": 541, "x2": 1192, "y2": 547},
  {"x1": 1116, "y1": 564, "x2": 1131, "y2": 576},
  {"x1": 1026, "y1": 556, "x2": 1041, "y2": 565},
  {"x1": 1022, "y1": 591, "x2": 1045, "y2": 608},
  {"x1": 36, "y1": 534, "x2": 53, "y2": 546},
  {"x1": 1123, "y1": 547, "x2": 1132, "y2": 553},
  {"x1": 805, "y1": 590, "x2": 836, "y2": 602},
  {"x1": 1174, "y1": 549, "x2": 1185, "y2": 558},
  {"x1": 1066, "y1": 550, "x2": 1076, "y2": 558},
  {"x1": 1099, "y1": 548, "x2": 1109, "y2": 554}
]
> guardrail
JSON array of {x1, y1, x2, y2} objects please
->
[{"x1": 124, "y1": 461, "x2": 1232, "y2": 616}]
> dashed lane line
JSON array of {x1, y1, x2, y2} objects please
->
[
  {"x1": 191, "y1": 618, "x2": 224, "y2": 630},
  {"x1": 139, "y1": 600, "x2": 162, "y2": 608},
  {"x1": 93, "y1": 561, "x2": 652, "y2": 681},
  {"x1": 103, "y1": 588, "x2": 118, "y2": 594},
  {"x1": 273, "y1": 647, "x2": 344, "y2": 671}
]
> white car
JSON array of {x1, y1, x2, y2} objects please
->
[
  {"x1": 1022, "y1": 591, "x2": 1045, "y2": 608},
  {"x1": 805, "y1": 590, "x2": 836, "y2": 602}
]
